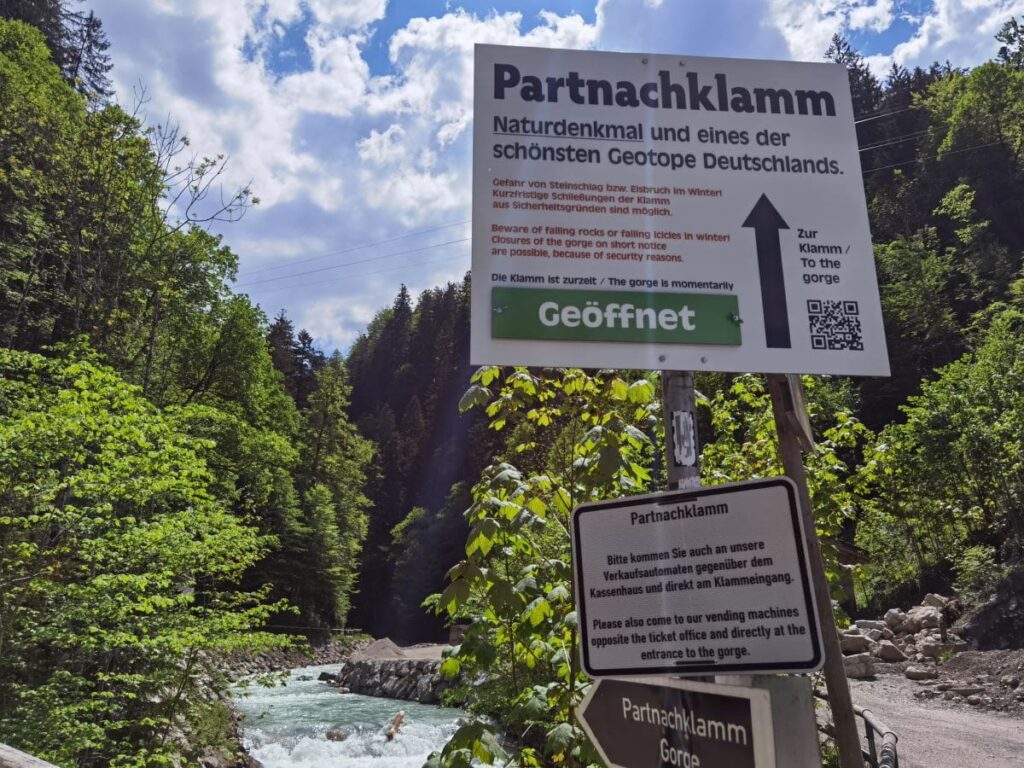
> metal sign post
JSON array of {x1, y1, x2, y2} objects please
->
[{"x1": 661, "y1": 370, "x2": 700, "y2": 491}]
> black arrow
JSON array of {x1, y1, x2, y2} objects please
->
[{"x1": 742, "y1": 194, "x2": 791, "y2": 348}]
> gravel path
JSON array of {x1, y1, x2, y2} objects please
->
[{"x1": 849, "y1": 674, "x2": 1024, "y2": 768}]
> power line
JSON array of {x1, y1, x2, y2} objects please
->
[
  {"x1": 862, "y1": 140, "x2": 1004, "y2": 174},
  {"x1": 239, "y1": 250, "x2": 469, "y2": 297},
  {"x1": 237, "y1": 237, "x2": 470, "y2": 288},
  {"x1": 859, "y1": 130, "x2": 930, "y2": 152},
  {"x1": 854, "y1": 105, "x2": 916, "y2": 124},
  {"x1": 242, "y1": 219, "x2": 470, "y2": 277}
]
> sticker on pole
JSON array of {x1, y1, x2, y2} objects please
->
[
  {"x1": 471, "y1": 43, "x2": 890, "y2": 376},
  {"x1": 577, "y1": 677, "x2": 775, "y2": 768},
  {"x1": 571, "y1": 477, "x2": 823, "y2": 677}
]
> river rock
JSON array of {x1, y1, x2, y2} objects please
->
[
  {"x1": 843, "y1": 653, "x2": 875, "y2": 679},
  {"x1": 922, "y1": 593, "x2": 950, "y2": 610},
  {"x1": 326, "y1": 726, "x2": 350, "y2": 742},
  {"x1": 318, "y1": 671, "x2": 340, "y2": 684},
  {"x1": 1000, "y1": 674, "x2": 1020, "y2": 689}
]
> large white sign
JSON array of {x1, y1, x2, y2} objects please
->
[
  {"x1": 572, "y1": 478, "x2": 823, "y2": 677},
  {"x1": 471, "y1": 44, "x2": 889, "y2": 375}
]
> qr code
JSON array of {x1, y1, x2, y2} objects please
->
[{"x1": 807, "y1": 299, "x2": 863, "y2": 351}]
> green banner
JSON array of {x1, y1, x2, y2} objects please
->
[{"x1": 491, "y1": 287, "x2": 741, "y2": 345}]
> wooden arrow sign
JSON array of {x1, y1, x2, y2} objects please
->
[{"x1": 576, "y1": 677, "x2": 775, "y2": 768}]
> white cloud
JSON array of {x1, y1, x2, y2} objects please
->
[
  {"x1": 308, "y1": 0, "x2": 389, "y2": 29},
  {"x1": 358, "y1": 124, "x2": 406, "y2": 165},
  {"x1": 874, "y1": 0, "x2": 1024, "y2": 73},
  {"x1": 299, "y1": 295, "x2": 379, "y2": 349},
  {"x1": 767, "y1": 0, "x2": 1023, "y2": 72},
  {"x1": 766, "y1": 1, "x2": 884, "y2": 61}
]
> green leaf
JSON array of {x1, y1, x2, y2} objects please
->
[
  {"x1": 440, "y1": 657, "x2": 461, "y2": 678},
  {"x1": 523, "y1": 596, "x2": 553, "y2": 626},
  {"x1": 459, "y1": 384, "x2": 492, "y2": 412},
  {"x1": 545, "y1": 722, "x2": 576, "y2": 755}
]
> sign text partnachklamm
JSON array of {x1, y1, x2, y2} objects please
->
[{"x1": 471, "y1": 44, "x2": 890, "y2": 376}]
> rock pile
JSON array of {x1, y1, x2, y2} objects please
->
[
  {"x1": 335, "y1": 658, "x2": 448, "y2": 703},
  {"x1": 841, "y1": 593, "x2": 967, "y2": 679}
]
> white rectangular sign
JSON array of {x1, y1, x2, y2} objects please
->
[
  {"x1": 571, "y1": 478, "x2": 823, "y2": 677},
  {"x1": 471, "y1": 44, "x2": 889, "y2": 375}
]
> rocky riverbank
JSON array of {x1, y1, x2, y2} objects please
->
[
  {"x1": 317, "y1": 639, "x2": 452, "y2": 704},
  {"x1": 222, "y1": 636, "x2": 371, "y2": 678}
]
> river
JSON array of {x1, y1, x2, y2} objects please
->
[{"x1": 233, "y1": 664, "x2": 465, "y2": 768}]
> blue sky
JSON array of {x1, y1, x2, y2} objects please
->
[{"x1": 86, "y1": 0, "x2": 1024, "y2": 351}]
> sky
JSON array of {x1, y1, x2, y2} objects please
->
[{"x1": 85, "y1": 0, "x2": 1024, "y2": 351}]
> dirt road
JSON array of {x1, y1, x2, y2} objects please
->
[{"x1": 849, "y1": 676, "x2": 1024, "y2": 768}]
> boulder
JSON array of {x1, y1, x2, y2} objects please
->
[
  {"x1": 854, "y1": 619, "x2": 888, "y2": 633},
  {"x1": 907, "y1": 605, "x2": 942, "y2": 629},
  {"x1": 843, "y1": 653, "x2": 875, "y2": 679},
  {"x1": 905, "y1": 664, "x2": 938, "y2": 680},
  {"x1": 919, "y1": 640, "x2": 943, "y2": 658},
  {"x1": 950, "y1": 687, "x2": 984, "y2": 696},
  {"x1": 840, "y1": 633, "x2": 873, "y2": 654},
  {"x1": 326, "y1": 726, "x2": 350, "y2": 742},
  {"x1": 884, "y1": 608, "x2": 906, "y2": 629},
  {"x1": 921, "y1": 593, "x2": 950, "y2": 610},
  {"x1": 999, "y1": 674, "x2": 1020, "y2": 689},
  {"x1": 920, "y1": 640, "x2": 968, "y2": 659},
  {"x1": 864, "y1": 629, "x2": 883, "y2": 642},
  {"x1": 874, "y1": 640, "x2": 907, "y2": 662},
  {"x1": 898, "y1": 617, "x2": 920, "y2": 634},
  {"x1": 317, "y1": 671, "x2": 340, "y2": 684}
]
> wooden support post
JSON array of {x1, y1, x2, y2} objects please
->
[
  {"x1": 663, "y1": 371, "x2": 821, "y2": 766},
  {"x1": 767, "y1": 373, "x2": 863, "y2": 768}
]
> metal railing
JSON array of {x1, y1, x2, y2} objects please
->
[{"x1": 853, "y1": 704, "x2": 899, "y2": 768}]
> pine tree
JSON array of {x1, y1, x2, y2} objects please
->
[{"x1": 0, "y1": 0, "x2": 112, "y2": 96}]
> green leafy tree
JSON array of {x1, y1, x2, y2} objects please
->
[
  {"x1": 0, "y1": 347, "x2": 289, "y2": 767},
  {"x1": 857, "y1": 287, "x2": 1024, "y2": 599},
  {"x1": 430, "y1": 366, "x2": 659, "y2": 768}
]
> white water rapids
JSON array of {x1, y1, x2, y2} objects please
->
[{"x1": 234, "y1": 664, "x2": 464, "y2": 768}]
